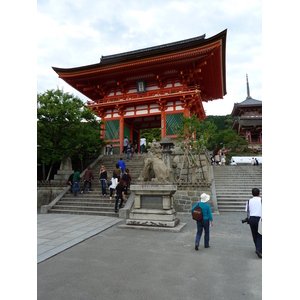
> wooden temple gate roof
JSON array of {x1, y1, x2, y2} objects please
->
[{"x1": 52, "y1": 30, "x2": 227, "y2": 120}]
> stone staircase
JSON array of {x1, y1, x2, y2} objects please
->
[
  {"x1": 213, "y1": 165, "x2": 262, "y2": 212},
  {"x1": 48, "y1": 154, "x2": 145, "y2": 217}
]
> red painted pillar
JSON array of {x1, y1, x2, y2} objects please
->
[
  {"x1": 161, "y1": 110, "x2": 166, "y2": 138},
  {"x1": 100, "y1": 120, "x2": 105, "y2": 140},
  {"x1": 119, "y1": 115, "x2": 124, "y2": 154}
]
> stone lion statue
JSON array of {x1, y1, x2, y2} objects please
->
[{"x1": 137, "y1": 154, "x2": 171, "y2": 182}]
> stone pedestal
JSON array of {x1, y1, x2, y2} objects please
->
[
  {"x1": 51, "y1": 157, "x2": 74, "y2": 184},
  {"x1": 126, "y1": 184, "x2": 179, "y2": 228}
]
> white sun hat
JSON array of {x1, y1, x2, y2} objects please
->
[{"x1": 200, "y1": 193, "x2": 210, "y2": 203}]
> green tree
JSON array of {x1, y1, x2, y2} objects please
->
[
  {"x1": 140, "y1": 128, "x2": 161, "y2": 150},
  {"x1": 175, "y1": 114, "x2": 217, "y2": 181},
  {"x1": 205, "y1": 115, "x2": 234, "y2": 131},
  {"x1": 37, "y1": 88, "x2": 104, "y2": 180},
  {"x1": 210, "y1": 129, "x2": 249, "y2": 151}
]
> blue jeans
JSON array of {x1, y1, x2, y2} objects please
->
[
  {"x1": 82, "y1": 180, "x2": 92, "y2": 192},
  {"x1": 100, "y1": 179, "x2": 106, "y2": 195},
  {"x1": 74, "y1": 182, "x2": 80, "y2": 195},
  {"x1": 127, "y1": 148, "x2": 133, "y2": 159},
  {"x1": 141, "y1": 144, "x2": 145, "y2": 153},
  {"x1": 195, "y1": 219, "x2": 210, "y2": 247}
]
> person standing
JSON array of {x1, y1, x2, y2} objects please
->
[
  {"x1": 117, "y1": 158, "x2": 126, "y2": 176},
  {"x1": 245, "y1": 188, "x2": 262, "y2": 258},
  {"x1": 123, "y1": 136, "x2": 129, "y2": 154},
  {"x1": 81, "y1": 166, "x2": 94, "y2": 194},
  {"x1": 99, "y1": 165, "x2": 107, "y2": 196},
  {"x1": 67, "y1": 172, "x2": 74, "y2": 193},
  {"x1": 127, "y1": 140, "x2": 134, "y2": 160},
  {"x1": 134, "y1": 140, "x2": 138, "y2": 154},
  {"x1": 140, "y1": 136, "x2": 146, "y2": 153},
  {"x1": 115, "y1": 179, "x2": 125, "y2": 213},
  {"x1": 122, "y1": 168, "x2": 131, "y2": 195},
  {"x1": 109, "y1": 144, "x2": 113, "y2": 155},
  {"x1": 113, "y1": 163, "x2": 122, "y2": 181},
  {"x1": 214, "y1": 150, "x2": 220, "y2": 166},
  {"x1": 221, "y1": 153, "x2": 226, "y2": 166},
  {"x1": 191, "y1": 193, "x2": 214, "y2": 250},
  {"x1": 73, "y1": 169, "x2": 80, "y2": 196}
]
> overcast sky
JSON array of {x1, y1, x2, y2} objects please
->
[{"x1": 37, "y1": 0, "x2": 262, "y2": 116}]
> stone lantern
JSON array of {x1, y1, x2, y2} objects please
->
[
  {"x1": 159, "y1": 137, "x2": 174, "y2": 152},
  {"x1": 159, "y1": 137, "x2": 174, "y2": 176}
]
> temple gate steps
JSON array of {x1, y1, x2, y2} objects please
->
[
  {"x1": 48, "y1": 154, "x2": 145, "y2": 217},
  {"x1": 213, "y1": 165, "x2": 262, "y2": 212}
]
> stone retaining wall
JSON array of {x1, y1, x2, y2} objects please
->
[
  {"x1": 173, "y1": 185, "x2": 212, "y2": 213},
  {"x1": 37, "y1": 186, "x2": 67, "y2": 208},
  {"x1": 170, "y1": 151, "x2": 210, "y2": 183}
]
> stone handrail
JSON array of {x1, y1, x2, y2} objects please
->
[{"x1": 40, "y1": 155, "x2": 103, "y2": 213}]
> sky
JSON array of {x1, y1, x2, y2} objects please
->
[{"x1": 37, "y1": 0, "x2": 262, "y2": 116}]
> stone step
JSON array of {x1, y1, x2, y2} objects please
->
[
  {"x1": 216, "y1": 191, "x2": 262, "y2": 196},
  {"x1": 48, "y1": 208, "x2": 119, "y2": 217},
  {"x1": 51, "y1": 204, "x2": 119, "y2": 211},
  {"x1": 55, "y1": 201, "x2": 122, "y2": 208},
  {"x1": 50, "y1": 154, "x2": 140, "y2": 216},
  {"x1": 213, "y1": 164, "x2": 262, "y2": 211},
  {"x1": 217, "y1": 206, "x2": 246, "y2": 209},
  {"x1": 213, "y1": 175, "x2": 262, "y2": 179},
  {"x1": 217, "y1": 200, "x2": 247, "y2": 204},
  {"x1": 215, "y1": 183, "x2": 262, "y2": 187},
  {"x1": 218, "y1": 208, "x2": 246, "y2": 212},
  {"x1": 214, "y1": 174, "x2": 262, "y2": 177}
]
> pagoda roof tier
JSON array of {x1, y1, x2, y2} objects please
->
[
  {"x1": 232, "y1": 116, "x2": 262, "y2": 130},
  {"x1": 231, "y1": 97, "x2": 262, "y2": 117},
  {"x1": 52, "y1": 30, "x2": 227, "y2": 112}
]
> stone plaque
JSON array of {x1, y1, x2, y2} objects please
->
[{"x1": 141, "y1": 195, "x2": 163, "y2": 209}]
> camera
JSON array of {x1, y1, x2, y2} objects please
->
[{"x1": 241, "y1": 217, "x2": 249, "y2": 224}]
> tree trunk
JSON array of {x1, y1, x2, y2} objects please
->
[
  {"x1": 42, "y1": 163, "x2": 46, "y2": 181},
  {"x1": 81, "y1": 158, "x2": 83, "y2": 173},
  {"x1": 46, "y1": 164, "x2": 53, "y2": 182},
  {"x1": 198, "y1": 153, "x2": 206, "y2": 181}
]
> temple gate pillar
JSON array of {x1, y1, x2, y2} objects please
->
[
  {"x1": 161, "y1": 110, "x2": 166, "y2": 139},
  {"x1": 119, "y1": 114, "x2": 124, "y2": 154}
]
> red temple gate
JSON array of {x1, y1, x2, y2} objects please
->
[{"x1": 53, "y1": 30, "x2": 227, "y2": 154}]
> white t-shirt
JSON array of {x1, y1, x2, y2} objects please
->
[
  {"x1": 245, "y1": 196, "x2": 262, "y2": 217},
  {"x1": 140, "y1": 138, "x2": 146, "y2": 146},
  {"x1": 109, "y1": 177, "x2": 118, "y2": 189}
]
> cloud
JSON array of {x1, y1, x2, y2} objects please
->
[{"x1": 37, "y1": 0, "x2": 262, "y2": 115}]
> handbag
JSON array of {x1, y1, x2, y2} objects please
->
[
  {"x1": 192, "y1": 204, "x2": 203, "y2": 221},
  {"x1": 258, "y1": 218, "x2": 262, "y2": 235}
]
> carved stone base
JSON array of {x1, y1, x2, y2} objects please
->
[
  {"x1": 125, "y1": 184, "x2": 181, "y2": 229},
  {"x1": 126, "y1": 208, "x2": 179, "y2": 227}
]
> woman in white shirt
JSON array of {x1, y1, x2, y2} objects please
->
[{"x1": 109, "y1": 174, "x2": 118, "y2": 203}]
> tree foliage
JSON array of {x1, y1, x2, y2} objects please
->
[
  {"x1": 176, "y1": 114, "x2": 217, "y2": 150},
  {"x1": 37, "y1": 89, "x2": 104, "y2": 179},
  {"x1": 140, "y1": 128, "x2": 161, "y2": 149},
  {"x1": 209, "y1": 129, "x2": 249, "y2": 151}
]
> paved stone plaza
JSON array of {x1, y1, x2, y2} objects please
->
[{"x1": 37, "y1": 212, "x2": 262, "y2": 300}]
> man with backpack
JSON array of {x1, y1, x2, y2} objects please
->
[{"x1": 191, "y1": 193, "x2": 214, "y2": 250}]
